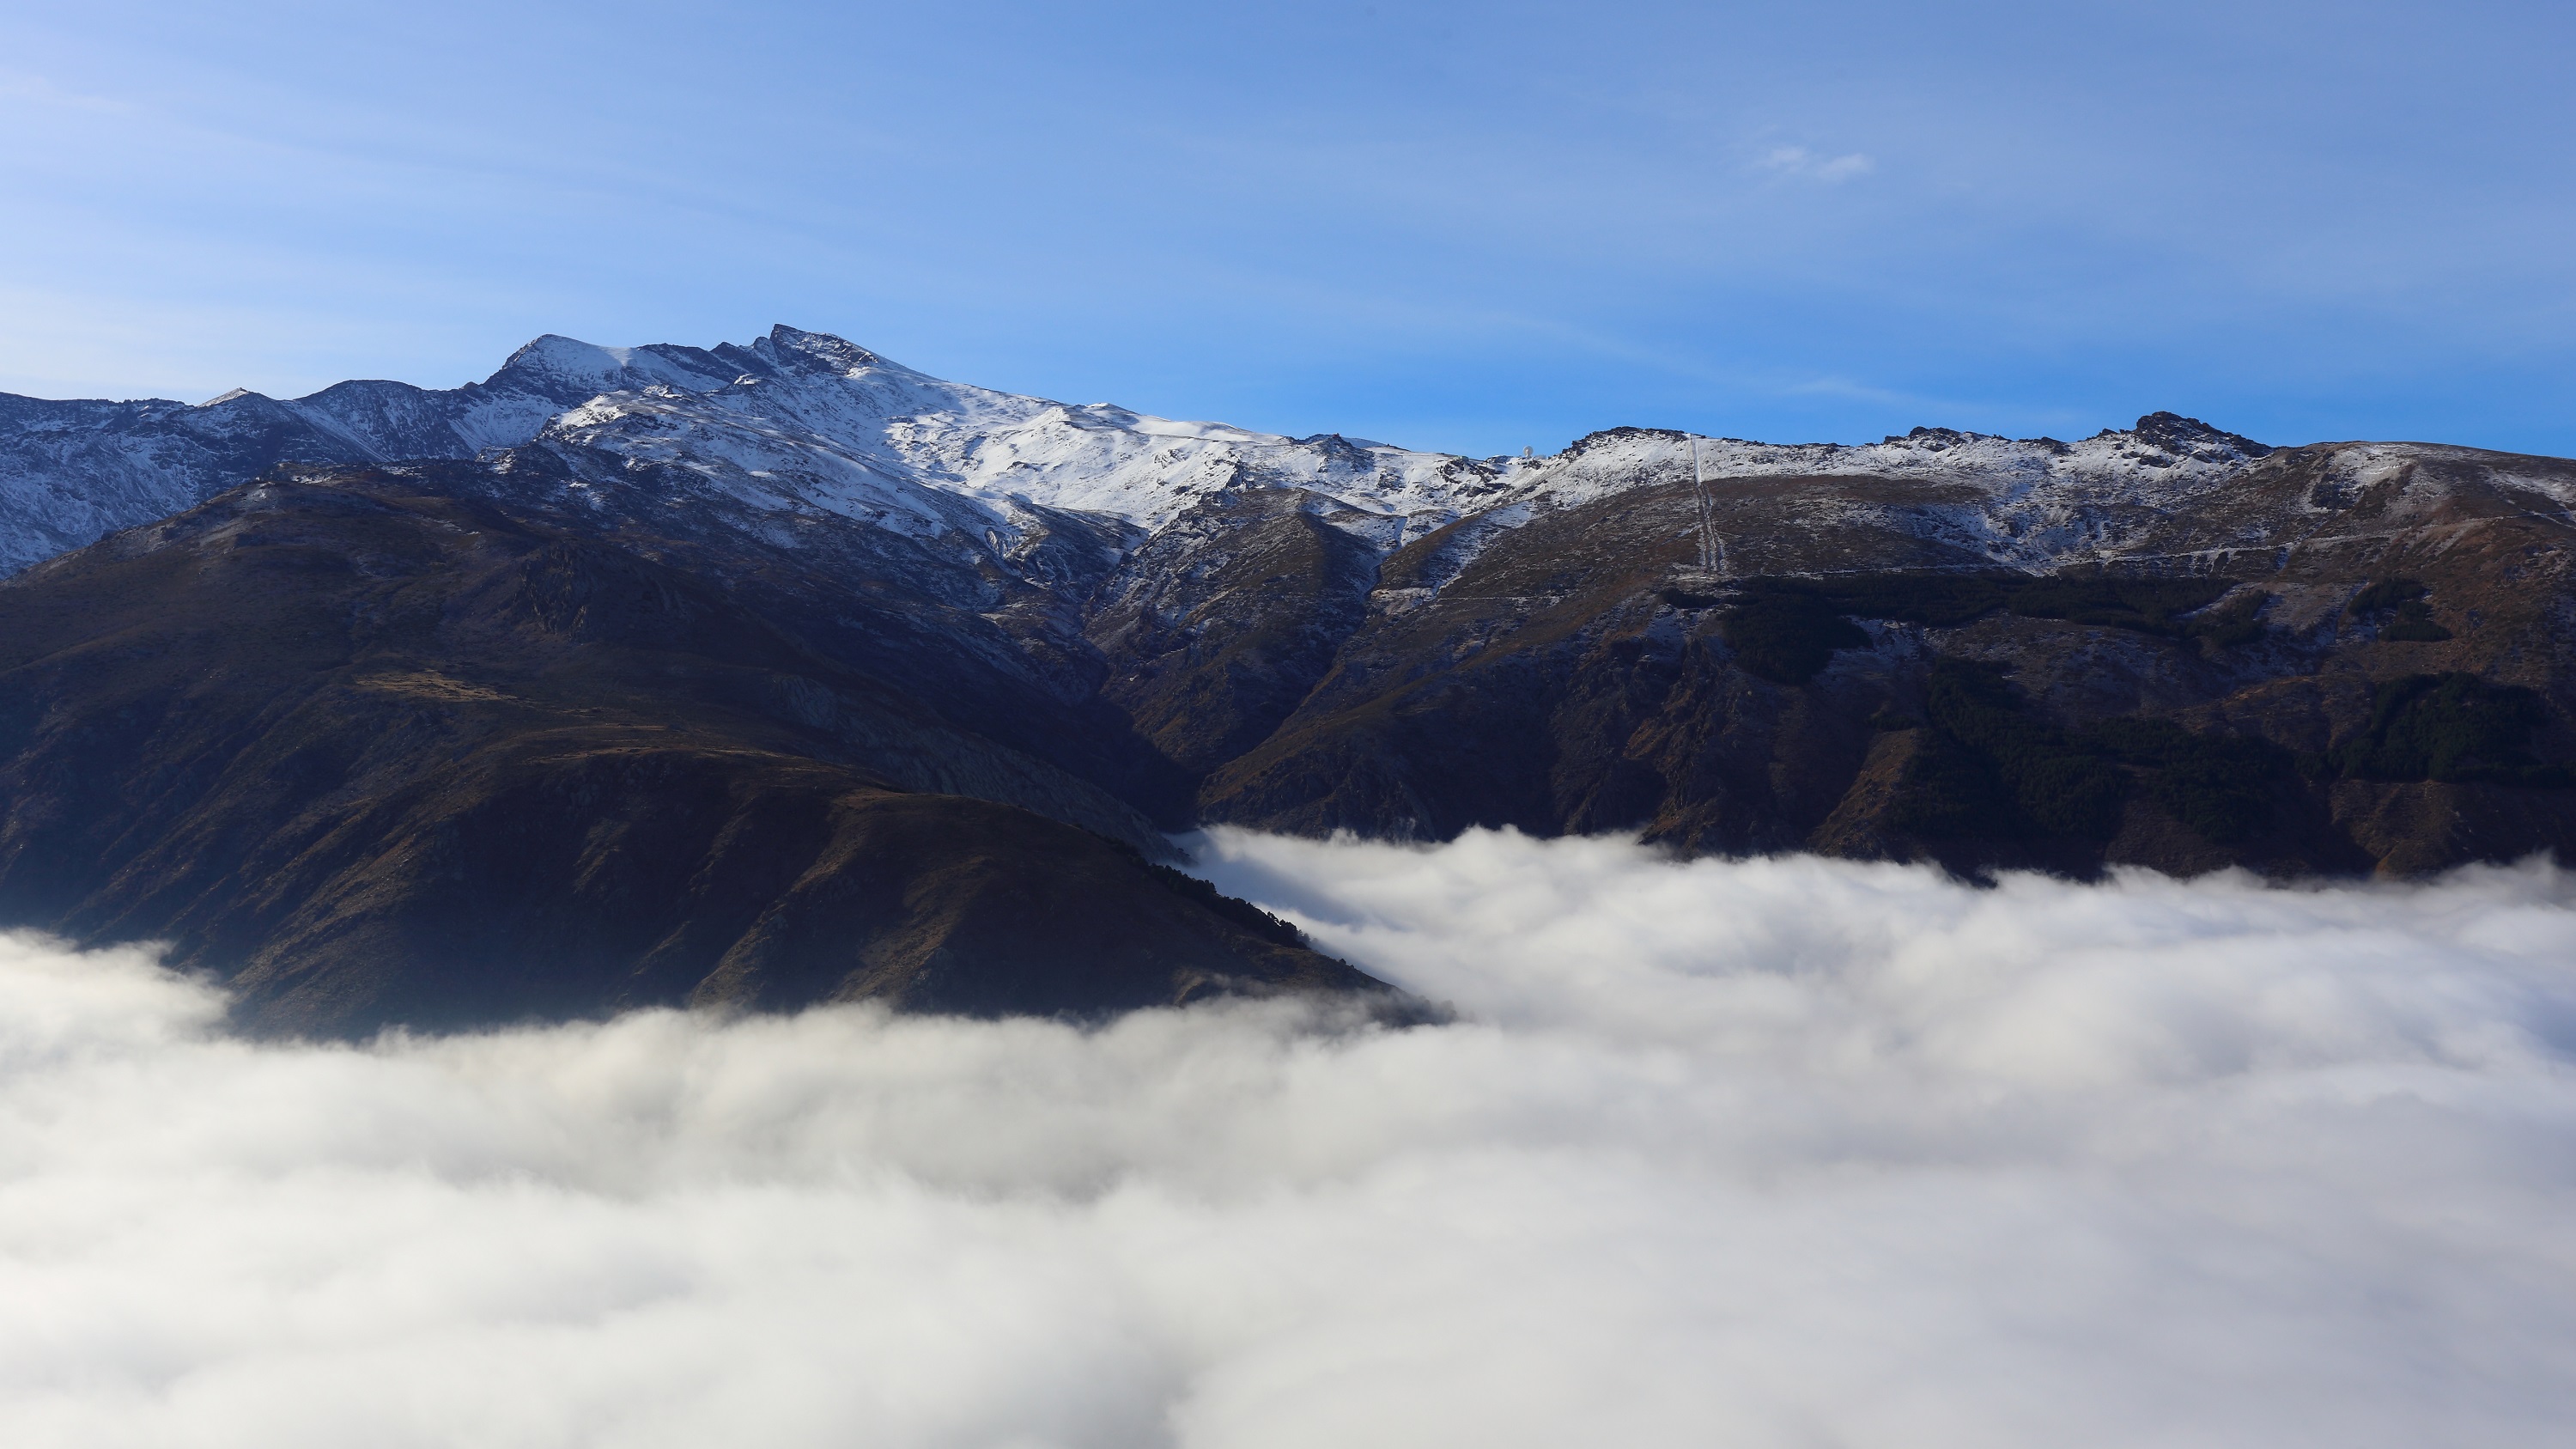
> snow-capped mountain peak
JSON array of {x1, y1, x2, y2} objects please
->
[
  {"x1": 517, "y1": 327, "x2": 1498, "y2": 541},
  {"x1": 2, "y1": 321, "x2": 2313, "y2": 579},
  {"x1": 487, "y1": 333, "x2": 741, "y2": 401}
]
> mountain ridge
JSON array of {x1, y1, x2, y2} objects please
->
[
  {"x1": 3, "y1": 323, "x2": 2347, "y2": 579},
  {"x1": 3, "y1": 326, "x2": 2572, "y2": 1034}
]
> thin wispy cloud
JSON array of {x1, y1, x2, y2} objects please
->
[
  {"x1": 1756, "y1": 143, "x2": 1875, "y2": 181},
  {"x1": 2, "y1": 831, "x2": 2572, "y2": 1446}
]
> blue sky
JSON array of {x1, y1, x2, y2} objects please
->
[{"x1": 3, "y1": 0, "x2": 2570, "y2": 458}]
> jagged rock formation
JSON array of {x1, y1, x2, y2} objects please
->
[{"x1": 3, "y1": 325, "x2": 2572, "y2": 1031}]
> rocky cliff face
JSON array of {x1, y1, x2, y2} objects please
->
[{"x1": 3, "y1": 326, "x2": 2570, "y2": 1031}]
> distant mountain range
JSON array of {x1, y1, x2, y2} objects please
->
[{"x1": 3, "y1": 326, "x2": 2571, "y2": 1034}]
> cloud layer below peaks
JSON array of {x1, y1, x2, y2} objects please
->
[{"x1": 4, "y1": 830, "x2": 2575, "y2": 1447}]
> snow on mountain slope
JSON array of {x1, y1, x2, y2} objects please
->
[
  {"x1": 1504, "y1": 416, "x2": 2278, "y2": 572},
  {"x1": 0, "y1": 325, "x2": 1515, "y2": 574},
  {"x1": 2, "y1": 320, "x2": 2307, "y2": 581},
  {"x1": 0, "y1": 333, "x2": 753, "y2": 574},
  {"x1": 0, "y1": 391, "x2": 371, "y2": 575},
  {"x1": 514, "y1": 326, "x2": 2291, "y2": 576},
  {"x1": 536, "y1": 326, "x2": 1512, "y2": 542},
  {"x1": 280, "y1": 334, "x2": 753, "y2": 460},
  {"x1": 427, "y1": 331, "x2": 2297, "y2": 583}
]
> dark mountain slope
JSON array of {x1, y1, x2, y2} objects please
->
[
  {"x1": 0, "y1": 472, "x2": 1378, "y2": 1036},
  {"x1": 1190, "y1": 453, "x2": 2576, "y2": 876},
  {"x1": 1085, "y1": 487, "x2": 1388, "y2": 776},
  {"x1": 1192, "y1": 475, "x2": 1965, "y2": 847},
  {"x1": 432, "y1": 441, "x2": 1195, "y2": 822}
]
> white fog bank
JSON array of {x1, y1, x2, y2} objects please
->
[{"x1": 4, "y1": 831, "x2": 2576, "y2": 1447}]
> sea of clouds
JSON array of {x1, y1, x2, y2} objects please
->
[{"x1": 4, "y1": 827, "x2": 2575, "y2": 1447}]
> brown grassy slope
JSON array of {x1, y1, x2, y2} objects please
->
[
  {"x1": 0, "y1": 475, "x2": 1381, "y2": 1036},
  {"x1": 1197, "y1": 478, "x2": 1992, "y2": 845},
  {"x1": 1194, "y1": 460, "x2": 2576, "y2": 876}
]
